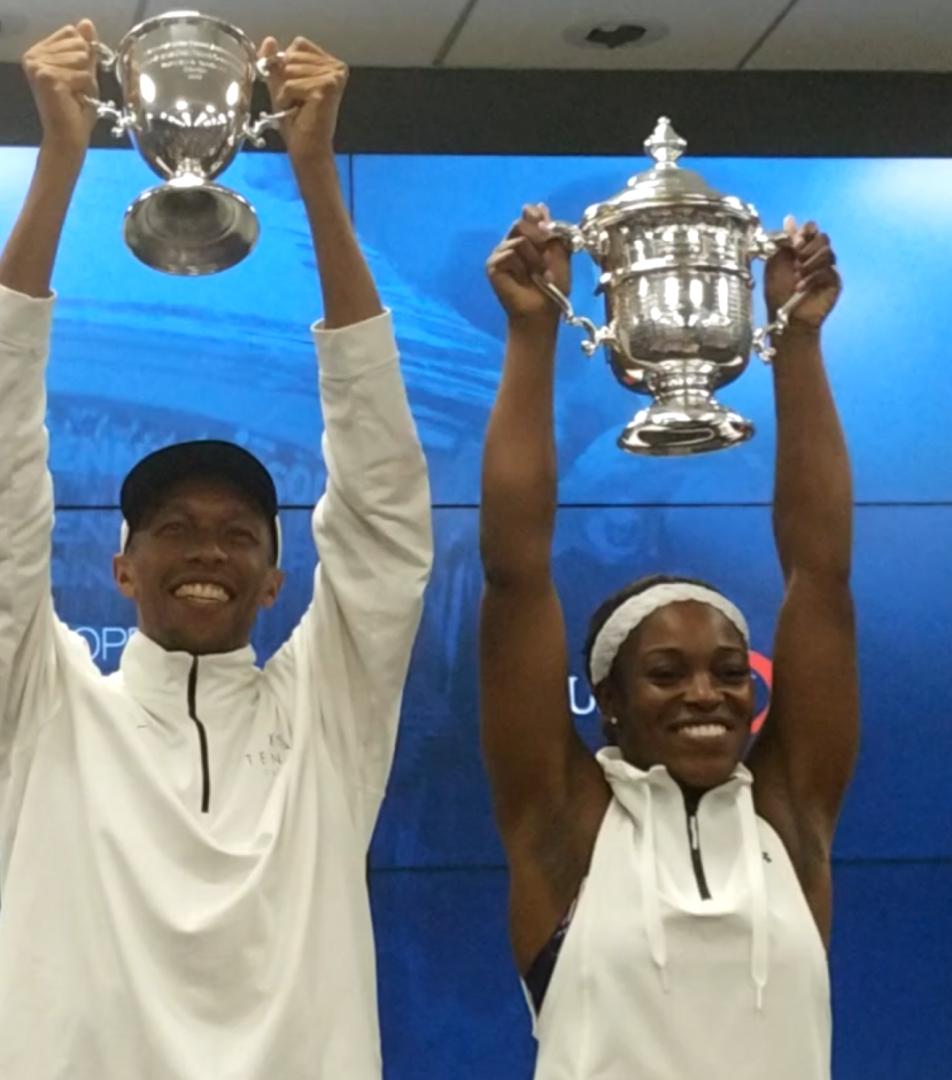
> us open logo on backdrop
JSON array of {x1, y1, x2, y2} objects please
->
[
  {"x1": 569, "y1": 649, "x2": 774, "y2": 734},
  {"x1": 747, "y1": 651, "x2": 773, "y2": 734},
  {"x1": 73, "y1": 625, "x2": 139, "y2": 664}
]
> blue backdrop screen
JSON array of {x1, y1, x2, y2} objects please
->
[{"x1": 3, "y1": 147, "x2": 949, "y2": 1079}]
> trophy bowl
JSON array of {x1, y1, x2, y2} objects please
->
[
  {"x1": 535, "y1": 117, "x2": 806, "y2": 456},
  {"x1": 89, "y1": 10, "x2": 289, "y2": 276}
]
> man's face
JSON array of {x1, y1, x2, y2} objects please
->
[{"x1": 112, "y1": 476, "x2": 284, "y2": 655}]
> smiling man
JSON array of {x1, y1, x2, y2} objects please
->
[
  {"x1": 115, "y1": 442, "x2": 286, "y2": 657},
  {"x1": 0, "y1": 19, "x2": 432, "y2": 1080}
]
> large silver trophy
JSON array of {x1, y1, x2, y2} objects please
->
[
  {"x1": 88, "y1": 11, "x2": 290, "y2": 276},
  {"x1": 536, "y1": 117, "x2": 807, "y2": 455}
]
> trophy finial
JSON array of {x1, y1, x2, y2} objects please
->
[{"x1": 645, "y1": 116, "x2": 687, "y2": 166}]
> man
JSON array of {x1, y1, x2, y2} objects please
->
[{"x1": 0, "y1": 19, "x2": 433, "y2": 1080}]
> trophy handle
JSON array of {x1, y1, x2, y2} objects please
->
[
  {"x1": 244, "y1": 51, "x2": 296, "y2": 147},
  {"x1": 86, "y1": 97, "x2": 131, "y2": 137},
  {"x1": 547, "y1": 221, "x2": 587, "y2": 253},
  {"x1": 244, "y1": 109, "x2": 294, "y2": 147},
  {"x1": 749, "y1": 226, "x2": 810, "y2": 364},
  {"x1": 530, "y1": 274, "x2": 617, "y2": 357},
  {"x1": 83, "y1": 40, "x2": 130, "y2": 137},
  {"x1": 255, "y1": 50, "x2": 287, "y2": 78},
  {"x1": 529, "y1": 221, "x2": 612, "y2": 353},
  {"x1": 752, "y1": 291, "x2": 808, "y2": 363},
  {"x1": 93, "y1": 40, "x2": 117, "y2": 69}
]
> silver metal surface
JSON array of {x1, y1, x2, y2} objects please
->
[
  {"x1": 538, "y1": 116, "x2": 808, "y2": 456},
  {"x1": 86, "y1": 11, "x2": 290, "y2": 275}
]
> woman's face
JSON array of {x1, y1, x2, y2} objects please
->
[{"x1": 597, "y1": 601, "x2": 755, "y2": 791}]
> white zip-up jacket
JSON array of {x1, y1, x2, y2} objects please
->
[{"x1": 0, "y1": 283, "x2": 433, "y2": 1080}]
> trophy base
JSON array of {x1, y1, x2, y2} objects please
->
[
  {"x1": 618, "y1": 400, "x2": 754, "y2": 456},
  {"x1": 123, "y1": 181, "x2": 260, "y2": 276}
]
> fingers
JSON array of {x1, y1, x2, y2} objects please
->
[
  {"x1": 794, "y1": 223, "x2": 831, "y2": 260},
  {"x1": 26, "y1": 61, "x2": 98, "y2": 96},
  {"x1": 269, "y1": 75, "x2": 345, "y2": 112},
  {"x1": 43, "y1": 24, "x2": 90, "y2": 45},
  {"x1": 257, "y1": 36, "x2": 345, "y2": 70},
  {"x1": 797, "y1": 265, "x2": 841, "y2": 296},
  {"x1": 285, "y1": 36, "x2": 336, "y2": 59},
  {"x1": 279, "y1": 60, "x2": 347, "y2": 81},
  {"x1": 257, "y1": 35, "x2": 280, "y2": 61},
  {"x1": 524, "y1": 202, "x2": 551, "y2": 223},
  {"x1": 792, "y1": 220, "x2": 820, "y2": 252},
  {"x1": 24, "y1": 22, "x2": 98, "y2": 83},
  {"x1": 507, "y1": 203, "x2": 551, "y2": 244},
  {"x1": 502, "y1": 236, "x2": 547, "y2": 277},
  {"x1": 789, "y1": 221, "x2": 838, "y2": 292},
  {"x1": 45, "y1": 66, "x2": 96, "y2": 94},
  {"x1": 487, "y1": 235, "x2": 548, "y2": 286},
  {"x1": 28, "y1": 48, "x2": 94, "y2": 68},
  {"x1": 75, "y1": 19, "x2": 98, "y2": 45},
  {"x1": 259, "y1": 36, "x2": 348, "y2": 110},
  {"x1": 778, "y1": 218, "x2": 838, "y2": 292},
  {"x1": 274, "y1": 57, "x2": 348, "y2": 87},
  {"x1": 27, "y1": 23, "x2": 95, "y2": 55},
  {"x1": 495, "y1": 203, "x2": 569, "y2": 285},
  {"x1": 782, "y1": 218, "x2": 826, "y2": 254},
  {"x1": 796, "y1": 244, "x2": 835, "y2": 278}
]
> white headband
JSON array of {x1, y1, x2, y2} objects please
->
[
  {"x1": 589, "y1": 582, "x2": 750, "y2": 686},
  {"x1": 119, "y1": 516, "x2": 283, "y2": 567}
]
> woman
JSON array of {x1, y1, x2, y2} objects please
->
[{"x1": 479, "y1": 204, "x2": 858, "y2": 1080}]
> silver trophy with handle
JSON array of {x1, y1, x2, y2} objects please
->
[
  {"x1": 535, "y1": 117, "x2": 808, "y2": 455},
  {"x1": 87, "y1": 10, "x2": 291, "y2": 276}
]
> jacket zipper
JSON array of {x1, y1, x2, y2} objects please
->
[
  {"x1": 187, "y1": 657, "x2": 211, "y2": 814},
  {"x1": 684, "y1": 795, "x2": 712, "y2": 900}
]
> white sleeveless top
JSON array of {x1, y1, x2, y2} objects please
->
[{"x1": 528, "y1": 748, "x2": 831, "y2": 1080}]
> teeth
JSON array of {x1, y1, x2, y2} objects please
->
[
  {"x1": 174, "y1": 583, "x2": 229, "y2": 602},
  {"x1": 680, "y1": 724, "x2": 727, "y2": 739}
]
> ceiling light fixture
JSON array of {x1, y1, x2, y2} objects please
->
[{"x1": 563, "y1": 15, "x2": 669, "y2": 51}]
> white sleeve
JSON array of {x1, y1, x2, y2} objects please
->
[
  {"x1": 268, "y1": 310, "x2": 433, "y2": 846},
  {"x1": 0, "y1": 284, "x2": 61, "y2": 776}
]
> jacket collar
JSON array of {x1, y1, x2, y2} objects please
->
[{"x1": 118, "y1": 630, "x2": 259, "y2": 726}]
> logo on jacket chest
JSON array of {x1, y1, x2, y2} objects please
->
[{"x1": 244, "y1": 732, "x2": 292, "y2": 778}]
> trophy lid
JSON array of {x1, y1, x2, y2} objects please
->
[{"x1": 582, "y1": 117, "x2": 754, "y2": 225}]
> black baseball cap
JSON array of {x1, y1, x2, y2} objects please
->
[{"x1": 119, "y1": 440, "x2": 281, "y2": 562}]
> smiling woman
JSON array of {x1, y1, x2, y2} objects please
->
[
  {"x1": 582, "y1": 573, "x2": 751, "y2": 743},
  {"x1": 478, "y1": 203, "x2": 858, "y2": 1080},
  {"x1": 585, "y1": 576, "x2": 755, "y2": 791}
]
